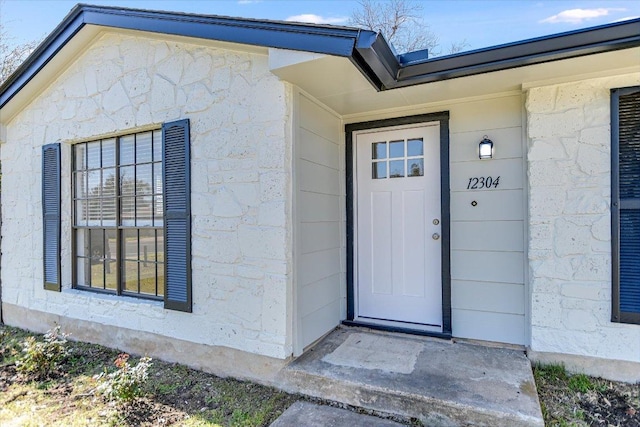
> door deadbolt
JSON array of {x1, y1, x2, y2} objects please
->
[
  {"x1": 433, "y1": 219, "x2": 440, "y2": 225},
  {"x1": 432, "y1": 233, "x2": 440, "y2": 240}
]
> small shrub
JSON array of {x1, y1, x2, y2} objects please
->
[
  {"x1": 95, "y1": 353, "x2": 152, "y2": 403},
  {"x1": 15, "y1": 326, "x2": 69, "y2": 379}
]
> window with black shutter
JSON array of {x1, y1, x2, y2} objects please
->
[
  {"x1": 50, "y1": 119, "x2": 193, "y2": 312},
  {"x1": 612, "y1": 86, "x2": 640, "y2": 324}
]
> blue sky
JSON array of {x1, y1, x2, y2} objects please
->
[{"x1": 2, "y1": 0, "x2": 640, "y2": 54}]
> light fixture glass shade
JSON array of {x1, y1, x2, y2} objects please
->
[{"x1": 479, "y1": 137, "x2": 493, "y2": 159}]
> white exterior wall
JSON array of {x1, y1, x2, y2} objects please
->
[
  {"x1": 293, "y1": 91, "x2": 344, "y2": 353},
  {"x1": 1, "y1": 32, "x2": 294, "y2": 359},
  {"x1": 527, "y1": 73, "x2": 640, "y2": 363},
  {"x1": 345, "y1": 93, "x2": 527, "y2": 345}
]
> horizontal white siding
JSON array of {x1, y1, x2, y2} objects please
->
[
  {"x1": 448, "y1": 94, "x2": 526, "y2": 345},
  {"x1": 295, "y1": 92, "x2": 344, "y2": 353}
]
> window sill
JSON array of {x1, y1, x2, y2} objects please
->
[{"x1": 62, "y1": 287, "x2": 164, "y2": 308}]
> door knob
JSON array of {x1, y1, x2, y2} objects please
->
[{"x1": 432, "y1": 233, "x2": 440, "y2": 240}]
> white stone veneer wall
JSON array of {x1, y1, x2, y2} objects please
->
[
  {"x1": 1, "y1": 32, "x2": 293, "y2": 359},
  {"x1": 527, "y1": 73, "x2": 640, "y2": 363}
]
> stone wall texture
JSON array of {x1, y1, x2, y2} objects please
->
[
  {"x1": 527, "y1": 73, "x2": 640, "y2": 363},
  {"x1": 1, "y1": 32, "x2": 294, "y2": 359}
]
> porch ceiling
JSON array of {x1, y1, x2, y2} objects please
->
[{"x1": 270, "y1": 47, "x2": 640, "y2": 117}]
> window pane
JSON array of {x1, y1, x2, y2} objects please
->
[
  {"x1": 123, "y1": 229, "x2": 138, "y2": 261},
  {"x1": 139, "y1": 229, "x2": 155, "y2": 262},
  {"x1": 372, "y1": 142, "x2": 386, "y2": 160},
  {"x1": 89, "y1": 229, "x2": 104, "y2": 263},
  {"x1": 105, "y1": 260, "x2": 117, "y2": 291},
  {"x1": 153, "y1": 196, "x2": 164, "y2": 226},
  {"x1": 389, "y1": 160, "x2": 404, "y2": 178},
  {"x1": 157, "y1": 264, "x2": 165, "y2": 297},
  {"x1": 76, "y1": 257, "x2": 90, "y2": 287},
  {"x1": 75, "y1": 200, "x2": 88, "y2": 226},
  {"x1": 88, "y1": 170, "x2": 101, "y2": 197},
  {"x1": 407, "y1": 139, "x2": 423, "y2": 157},
  {"x1": 136, "y1": 132, "x2": 153, "y2": 164},
  {"x1": 153, "y1": 163, "x2": 163, "y2": 195},
  {"x1": 87, "y1": 199, "x2": 102, "y2": 223},
  {"x1": 139, "y1": 262, "x2": 156, "y2": 295},
  {"x1": 120, "y1": 197, "x2": 135, "y2": 226},
  {"x1": 372, "y1": 162, "x2": 387, "y2": 179},
  {"x1": 87, "y1": 141, "x2": 101, "y2": 169},
  {"x1": 76, "y1": 229, "x2": 89, "y2": 257},
  {"x1": 75, "y1": 145, "x2": 86, "y2": 170},
  {"x1": 120, "y1": 135, "x2": 135, "y2": 165},
  {"x1": 74, "y1": 172, "x2": 87, "y2": 199},
  {"x1": 136, "y1": 196, "x2": 153, "y2": 226},
  {"x1": 105, "y1": 229, "x2": 116, "y2": 261},
  {"x1": 156, "y1": 230, "x2": 164, "y2": 264},
  {"x1": 153, "y1": 130, "x2": 163, "y2": 161},
  {"x1": 408, "y1": 159, "x2": 424, "y2": 177},
  {"x1": 91, "y1": 261, "x2": 104, "y2": 289},
  {"x1": 136, "y1": 164, "x2": 153, "y2": 195},
  {"x1": 120, "y1": 166, "x2": 135, "y2": 196},
  {"x1": 389, "y1": 140, "x2": 404, "y2": 158},
  {"x1": 123, "y1": 261, "x2": 139, "y2": 293},
  {"x1": 102, "y1": 168, "x2": 116, "y2": 198},
  {"x1": 102, "y1": 138, "x2": 116, "y2": 167}
]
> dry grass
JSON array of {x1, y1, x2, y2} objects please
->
[{"x1": 533, "y1": 363, "x2": 640, "y2": 426}]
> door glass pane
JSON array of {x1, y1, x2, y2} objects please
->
[
  {"x1": 102, "y1": 138, "x2": 116, "y2": 167},
  {"x1": 389, "y1": 160, "x2": 404, "y2": 178},
  {"x1": 372, "y1": 142, "x2": 386, "y2": 159},
  {"x1": 372, "y1": 162, "x2": 387, "y2": 179},
  {"x1": 136, "y1": 132, "x2": 153, "y2": 164},
  {"x1": 389, "y1": 140, "x2": 404, "y2": 158},
  {"x1": 407, "y1": 138, "x2": 423, "y2": 157},
  {"x1": 408, "y1": 159, "x2": 424, "y2": 177},
  {"x1": 120, "y1": 135, "x2": 135, "y2": 165}
]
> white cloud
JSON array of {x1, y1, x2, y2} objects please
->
[
  {"x1": 541, "y1": 8, "x2": 625, "y2": 24},
  {"x1": 285, "y1": 14, "x2": 348, "y2": 25}
]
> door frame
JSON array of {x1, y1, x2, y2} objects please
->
[{"x1": 344, "y1": 112, "x2": 452, "y2": 338}]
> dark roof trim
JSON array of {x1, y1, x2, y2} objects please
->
[
  {"x1": 368, "y1": 17, "x2": 640, "y2": 89},
  {"x1": 0, "y1": 4, "x2": 372, "y2": 108},
  {"x1": 1, "y1": 4, "x2": 639, "y2": 109}
]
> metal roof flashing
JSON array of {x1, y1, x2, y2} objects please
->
[{"x1": 1, "y1": 3, "x2": 639, "y2": 111}]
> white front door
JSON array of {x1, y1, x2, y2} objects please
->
[{"x1": 355, "y1": 123, "x2": 442, "y2": 328}]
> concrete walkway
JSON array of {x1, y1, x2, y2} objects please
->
[
  {"x1": 271, "y1": 401, "x2": 405, "y2": 427},
  {"x1": 276, "y1": 327, "x2": 543, "y2": 427}
]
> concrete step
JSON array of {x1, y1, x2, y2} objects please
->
[
  {"x1": 270, "y1": 401, "x2": 406, "y2": 427},
  {"x1": 277, "y1": 327, "x2": 543, "y2": 427}
]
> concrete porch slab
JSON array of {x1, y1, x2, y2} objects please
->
[
  {"x1": 277, "y1": 327, "x2": 543, "y2": 427},
  {"x1": 270, "y1": 401, "x2": 406, "y2": 427}
]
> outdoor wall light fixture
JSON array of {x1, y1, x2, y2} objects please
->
[{"x1": 479, "y1": 135, "x2": 494, "y2": 159}]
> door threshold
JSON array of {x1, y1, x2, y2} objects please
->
[{"x1": 342, "y1": 319, "x2": 451, "y2": 340}]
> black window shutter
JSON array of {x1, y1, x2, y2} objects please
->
[
  {"x1": 42, "y1": 143, "x2": 61, "y2": 291},
  {"x1": 612, "y1": 86, "x2": 640, "y2": 324},
  {"x1": 162, "y1": 119, "x2": 192, "y2": 312}
]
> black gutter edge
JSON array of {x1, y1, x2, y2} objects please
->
[
  {"x1": 1, "y1": 3, "x2": 372, "y2": 109},
  {"x1": 389, "y1": 17, "x2": 640, "y2": 89}
]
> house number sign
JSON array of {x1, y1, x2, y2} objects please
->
[{"x1": 467, "y1": 176, "x2": 500, "y2": 190}]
